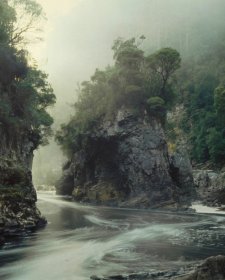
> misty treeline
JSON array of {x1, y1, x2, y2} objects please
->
[
  {"x1": 56, "y1": 38, "x2": 180, "y2": 155},
  {"x1": 172, "y1": 40, "x2": 225, "y2": 166},
  {"x1": 0, "y1": 0, "x2": 55, "y2": 150}
]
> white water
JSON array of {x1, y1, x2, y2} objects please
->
[
  {"x1": 1, "y1": 192, "x2": 225, "y2": 280},
  {"x1": 192, "y1": 203, "x2": 225, "y2": 215}
]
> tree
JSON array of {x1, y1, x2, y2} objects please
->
[
  {"x1": 214, "y1": 86, "x2": 225, "y2": 124},
  {"x1": 0, "y1": 0, "x2": 43, "y2": 47},
  {"x1": 207, "y1": 128, "x2": 225, "y2": 163},
  {"x1": 176, "y1": 39, "x2": 225, "y2": 166},
  {"x1": 0, "y1": 0, "x2": 55, "y2": 148},
  {"x1": 56, "y1": 38, "x2": 181, "y2": 155},
  {"x1": 147, "y1": 96, "x2": 166, "y2": 123},
  {"x1": 146, "y1": 48, "x2": 181, "y2": 99},
  {"x1": 0, "y1": 0, "x2": 15, "y2": 44}
]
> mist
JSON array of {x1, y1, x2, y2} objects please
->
[{"x1": 32, "y1": 0, "x2": 225, "y2": 185}]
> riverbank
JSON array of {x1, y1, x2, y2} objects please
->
[{"x1": 0, "y1": 187, "x2": 46, "y2": 246}]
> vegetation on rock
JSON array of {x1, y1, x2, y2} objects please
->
[
  {"x1": 56, "y1": 38, "x2": 181, "y2": 155},
  {"x1": 0, "y1": 0, "x2": 53, "y2": 239},
  {"x1": 0, "y1": 0, "x2": 55, "y2": 153}
]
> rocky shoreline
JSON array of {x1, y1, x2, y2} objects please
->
[
  {"x1": 0, "y1": 131, "x2": 47, "y2": 245},
  {"x1": 0, "y1": 180, "x2": 47, "y2": 246},
  {"x1": 193, "y1": 169, "x2": 225, "y2": 207},
  {"x1": 0, "y1": 186, "x2": 46, "y2": 246}
]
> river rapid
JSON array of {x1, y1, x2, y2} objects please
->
[{"x1": 1, "y1": 192, "x2": 225, "y2": 280}]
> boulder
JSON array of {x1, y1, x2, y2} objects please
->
[{"x1": 181, "y1": 255, "x2": 225, "y2": 280}]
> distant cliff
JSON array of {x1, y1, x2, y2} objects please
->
[{"x1": 56, "y1": 110, "x2": 195, "y2": 209}]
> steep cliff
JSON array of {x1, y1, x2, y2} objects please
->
[
  {"x1": 56, "y1": 111, "x2": 195, "y2": 209},
  {"x1": 0, "y1": 125, "x2": 46, "y2": 244}
]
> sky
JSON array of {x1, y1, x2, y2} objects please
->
[{"x1": 31, "y1": 0, "x2": 225, "y2": 184}]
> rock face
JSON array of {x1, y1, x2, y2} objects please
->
[
  {"x1": 0, "y1": 129, "x2": 46, "y2": 244},
  {"x1": 193, "y1": 170, "x2": 225, "y2": 206},
  {"x1": 56, "y1": 111, "x2": 195, "y2": 209},
  {"x1": 182, "y1": 255, "x2": 225, "y2": 280}
]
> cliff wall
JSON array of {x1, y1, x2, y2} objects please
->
[
  {"x1": 56, "y1": 111, "x2": 195, "y2": 209},
  {"x1": 0, "y1": 128, "x2": 45, "y2": 244}
]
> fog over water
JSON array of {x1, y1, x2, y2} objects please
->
[{"x1": 31, "y1": 0, "x2": 225, "y2": 184}]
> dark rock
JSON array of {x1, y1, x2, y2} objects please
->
[
  {"x1": 55, "y1": 163, "x2": 75, "y2": 195},
  {"x1": 0, "y1": 128, "x2": 47, "y2": 245},
  {"x1": 170, "y1": 145, "x2": 196, "y2": 204},
  {"x1": 193, "y1": 170, "x2": 225, "y2": 206},
  {"x1": 180, "y1": 255, "x2": 225, "y2": 280},
  {"x1": 56, "y1": 110, "x2": 195, "y2": 209}
]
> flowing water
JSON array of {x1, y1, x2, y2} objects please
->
[{"x1": 1, "y1": 192, "x2": 225, "y2": 280}]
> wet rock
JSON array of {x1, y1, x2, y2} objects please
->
[{"x1": 181, "y1": 255, "x2": 225, "y2": 280}]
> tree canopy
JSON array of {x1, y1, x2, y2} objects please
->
[
  {"x1": 56, "y1": 38, "x2": 181, "y2": 155},
  {"x1": 0, "y1": 0, "x2": 44, "y2": 46},
  {"x1": 171, "y1": 38, "x2": 225, "y2": 166},
  {"x1": 0, "y1": 0, "x2": 55, "y2": 149}
]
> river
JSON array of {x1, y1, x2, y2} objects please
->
[{"x1": 0, "y1": 192, "x2": 225, "y2": 280}]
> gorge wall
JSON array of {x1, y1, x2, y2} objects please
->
[
  {"x1": 0, "y1": 128, "x2": 46, "y2": 243},
  {"x1": 56, "y1": 111, "x2": 195, "y2": 209}
]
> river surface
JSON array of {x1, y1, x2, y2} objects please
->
[{"x1": 1, "y1": 192, "x2": 225, "y2": 280}]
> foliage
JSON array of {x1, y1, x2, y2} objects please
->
[
  {"x1": 0, "y1": 0, "x2": 44, "y2": 46},
  {"x1": 206, "y1": 128, "x2": 225, "y2": 163},
  {"x1": 146, "y1": 96, "x2": 166, "y2": 123},
  {"x1": 0, "y1": 0, "x2": 55, "y2": 149},
  {"x1": 56, "y1": 38, "x2": 181, "y2": 155},
  {"x1": 177, "y1": 41, "x2": 225, "y2": 166},
  {"x1": 146, "y1": 48, "x2": 181, "y2": 99}
]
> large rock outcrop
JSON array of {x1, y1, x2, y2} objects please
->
[
  {"x1": 193, "y1": 169, "x2": 225, "y2": 206},
  {"x1": 56, "y1": 111, "x2": 195, "y2": 209},
  {"x1": 0, "y1": 129, "x2": 46, "y2": 244}
]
